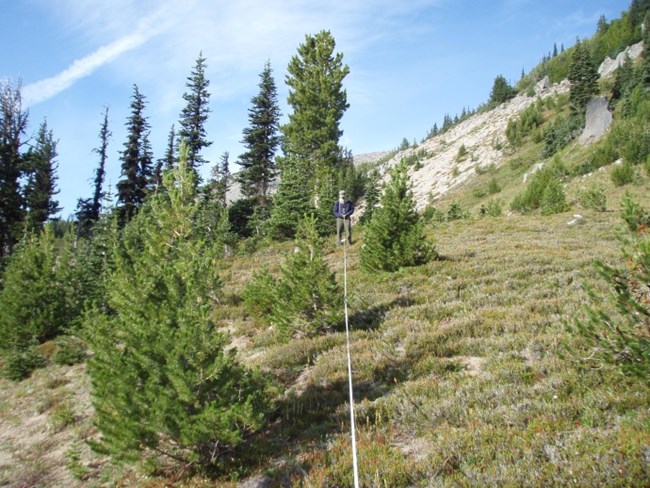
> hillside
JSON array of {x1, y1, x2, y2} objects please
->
[{"x1": 2, "y1": 14, "x2": 650, "y2": 488}]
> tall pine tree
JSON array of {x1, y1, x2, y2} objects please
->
[
  {"x1": 237, "y1": 60, "x2": 281, "y2": 204},
  {"x1": 85, "y1": 142, "x2": 271, "y2": 468},
  {"x1": 179, "y1": 52, "x2": 212, "y2": 181},
  {"x1": 0, "y1": 80, "x2": 28, "y2": 258},
  {"x1": 568, "y1": 40, "x2": 599, "y2": 116},
  {"x1": 270, "y1": 31, "x2": 349, "y2": 238},
  {"x1": 117, "y1": 85, "x2": 151, "y2": 224}
]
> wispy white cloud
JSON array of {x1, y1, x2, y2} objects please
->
[{"x1": 22, "y1": 6, "x2": 173, "y2": 107}]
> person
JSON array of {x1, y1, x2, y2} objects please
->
[{"x1": 333, "y1": 190, "x2": 354, "y2": 245}]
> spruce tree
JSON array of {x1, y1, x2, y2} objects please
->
[
  {"x1": 360, "y1": 160, "x2": 436, "y2": 272},
  {"x1": 179, "y1": 52, "x2": 212, "y2": 180},
  {"x1": 91, "y1": 107, "x2": 110, "y2": 220},
  {"x1": 23, "y1": 119, "x2": 61, "y2": 232},
  {"x1": 0, "y1": 80, "x2": 28, "y2": 258},
  {"x1": 237, "y1": 60, "x2": 281, "y2": 204},
  {"x1": 568, "y1": 40, "x2": 599, "y2": 116},
  {"x1": 117, "y1": 85, "x2": 150, "y2": 224},
  {"x1": 85, "y1": 142, "x2": 270, "y2": 468}
]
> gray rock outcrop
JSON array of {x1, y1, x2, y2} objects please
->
[{"x1": 579, "y1": 96, "x2": 612, "y2": 146}]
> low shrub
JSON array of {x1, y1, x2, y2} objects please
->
[
  {"x1": 3, "y1": 346, "x2": 47, "y2": 381},
  {"x1": 610, "y1": 162, "x2": 635, "y2": 186},
  {"x1": 578, "y1": 186, "x2": 607, "y2": 212}
]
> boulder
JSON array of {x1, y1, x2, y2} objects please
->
[
  {"x1": 579, "y1": 96, "x2": 612, "y2": 146},
  {"x1": 535, "y1": 75, "x2": 551, "y2": 93}
]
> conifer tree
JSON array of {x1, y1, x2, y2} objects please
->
[
  {"x1": 0, "y1": 80, "x2": 28, "y2": 258},
  {"x1": 489, "y1": 74, "x2": 517, "y2": 105},
  {"x1": 237, "y1": 61, "x2": 281, "y2": 203},
  {"x1": 23, "y1": 119, "x2": 61, "y2": 232},
  {"x1": 282, "y1": 31, "x2": 349, "y2": 177},
  {"x1": 271, "y1": 31, "x2": 349, "y2": 237},
  {"x1": 153, "y1": 125, "x2": 177, "y2": 192},
  {"x1": 76, "y1": 108, "x2": 111, "y2": 235},
  {"x1": 179, "y1": 52, "x2": 212, "y2": 180},
  {"x1": 0, "y1": 226, "x2": 67, "y2": 350},
  {"x1": 243, "y1": 214, "x2": 342, "y2": 339},
  {"x1": 360, "y1": 161, "x2": 436, "y2": 272},
  {"x1": 360, "y1": 169, "x2": 380, "y2": 224},
  {"x1": 568, "y1": 40, "x2": 599, "y2": 115},
  {"x1": 85, "y1": 142, "x2": 270, "y2": 468},
  {"x1": 266, "y1": 158, "x2": 311, "y2": 239},
  {"x1": 92, "y1": 107, "x2": 111, "y2": 220},
  {"x1": 117, "y1": 85, "x2": 150, "y2": 224}
]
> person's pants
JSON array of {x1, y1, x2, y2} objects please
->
[{"x1": 337, "y1": 217, "x2": 351, "y2": 244}]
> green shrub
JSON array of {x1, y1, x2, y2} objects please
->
[
  {"x1": 578, "y1": 186, "x2": 607, "y2": 211},
  {"x1": 456, "y1": 144, "x2": 468, "y2": 162},
  {"x1": 3, "y1": 346, "x2": 47, "y2": 381},
  {"x1": 488, "y1": 177, "x2": 501, "y2": 194},
  {"x1": 510, "y1": 167, "x2": 553, "y2": 213},
  {"x1": 540, "y1": 178, "x2": 570, "y2": 215},
  {"x1": 543, "y1": 114, "x2": 583, "y2": 157},
  {"x1": 52, "y1": 335, "x2": 88, "y2": 366},
  {"x1": 610, "y1": 162, "x2": 635, "y2": 186},
  {"x1": 480, "y1": 199, "x2": 503, "y2": 217},
  {"x1": 621, "y1": 192, "x2": 650, "y2": 232},
  {"x1": 446, "y1": 201, "x2": 469, "y2": 221}
]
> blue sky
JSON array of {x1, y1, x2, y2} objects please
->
[{"x1": 2, "y1": 0, "x2": 629, "y2": 217}]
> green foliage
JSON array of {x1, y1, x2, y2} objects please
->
[
  {"x1": 116, "y1": 85, "x2": 151, "y2": 224},
  {"x1": 568, "y1": 40, "x2": 600, "y2": 115},
  {"x1": 480, "y1": 199, "x2": 503, "y2": 218},
  {"x1": 243, "y1": 215, "x2": 343, "y2": 339},
  {"x1": 610, "y1": 161, "x2": 636, "y2": 186},
  {"x1": 22, "y1": 119, "x2": 61, "y2": 233},
  {"x1": 540, "y1": 178, "x2": 570, "y2": 215},
  {"x1": 281, "y1": 30, "x2": 349, "y2": 196},
  {"x1": 360, "y1": 169, "x2": 380, "y2": 224},
  {"x1": 360, "y1": 161, "x2": 436, "y2": 272},
  {"x1": 0, "y1": 80, "x2": 28, "y2": 259},
  {"x1": 543, "y1": 114, "x2": 583, "y2": 157},
  {"x1": 0, "y1": 227, "x2": 68, "y2": 349},
  {"x1": 455, "y1": 144, "x2": 468, "y2": 162},
  {"x1": 569, "y1": 197, "x2": 650, "y2": 381},
  {"x1": 489, "y1": 74, "x2": 517, "y2": 105},
  {"x1": 578, "y1": 185, "x2": 607, "y2": 212},
  {"x1": 446, "y1": 200, "x2": 469, "y2": 221},
  {"x1": 237, "y1": 61, "x2": 281, "y2": 200},
  {"x1": 488, "y1": 177, "x2": 501, "y2": 194},
  {"x1": 505, "y1": 100, "x2": 545, "y2": 147},
  {"x1": 3, "y1": 345, "x2": 47, "y2": 381},
  {"x1": 178, "y1": 52, "x2": 212, "y2": 176},
  {"x1": 85, "y1": 144, "x2": 271, "y2": 470},
  {"x1": 52, "y1": 335, "x2": 87, "y2": 366},
  {"x1": 621, "y1": 192, "x2": 650, "y2": 232},
  {"x1": 267, "y1": 158, "x2": 312, "y2": 239},
  {"x1": 511, "y1": 165, "x2": 569, "y2": 214}
]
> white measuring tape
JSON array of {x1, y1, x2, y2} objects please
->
[{"x1": 343, "y1": 239, "x2": 360, "y2": 488}]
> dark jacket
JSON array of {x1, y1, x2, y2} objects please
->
[{"x1": 333, "y1": 200, "x2": 354, "y2": 218}]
